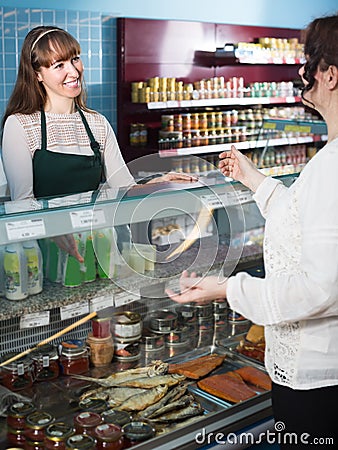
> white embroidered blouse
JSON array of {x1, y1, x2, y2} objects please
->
[{"x1": 227, "y1": 137, "x2": 338, "y2": 389}]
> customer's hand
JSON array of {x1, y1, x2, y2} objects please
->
[
  {"x1": 146, "y1": 172, "x2": 198, "y2": 184},
  {"x1": 166, "y1": 270, "x2": 227, "y2": 304},
  {"x1": 52, "y1": 234, "x2": 84, "y2": 263},
  {"x1": 219, "y1": 145, "x2": 266, "y2": 193}
]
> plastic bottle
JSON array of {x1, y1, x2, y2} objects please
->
[
  {"x1": 81, "y1": 232, "x2": 97, "y2": 283},
  {"x1": 23, "y1": 240, "x2": 43, "y2": 295},
  {"x1": 3, "y1": 243, "x2": 28, "y2": 300},
  {"x1": 62, "y1": 234, "x2": 83, "y2": 287},
  {"x1": 94, "y1": 228, "x2": 116, "y2": 279}
]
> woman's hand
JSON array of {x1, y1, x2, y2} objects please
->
[
  {"x1": 52, "y1": 234, "x2": 84, "y2": 263},
  {"x1": 166, "y1": 270, "x2": 227, "y2": 304},
  {"x1": 219, "y1": 145, "x2": 266, "y2": 193},
  {"x1": 146, "y1": 172, "x2": 198, "y2": 184}
]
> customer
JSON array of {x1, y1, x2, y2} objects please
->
[
  {"x1": 167, "y1": 14, "x2": 338, "y2": 449},
  {"x1": 1, "y1": 26, "x2": 194, "y2": 260}
]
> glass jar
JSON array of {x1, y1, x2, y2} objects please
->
[
  {"x1": 24, "y1": 411, "x2": 54, "y2": 442},
  {"x1": 86, "y1": 333, "x2": 114, "y2": 367},
  {"x1": 65, "y1": 434, "x2": 96, "y2": 449},
  {"x1": 94, "y1": 423, "x2": 124, "y2": 450},
  {"x1": 73, "y1": 411, "x2": 102, "y2": 437},
  {"x1": 122, "y1": 421, "x2": 155, "y2": 448},
  {"x1": 7, "y1": 426, "x2": 26, "y2": 447},
  {"x1": 0, "y1": 353, "x2": 33, "y2": 391},
  {"x1": 31, "y1": 344, "x2": 60, "y2": 382},
  {"x1": 59, "y1": 340, "x2": 89, "y2": 375},
  {"x1": 24, "y1": 439, "x2": 46, "y2": 449},
  {"x1": 7, "y1": 401, "x2": 36, "y2": 430},
  {"x1": 78, "y1": 398, "x2": 107, "y2": 414},
  {"x1": 44, "y1": 422, "x2": 75, "y2": 449},
  {"x1": 101, "y1": 409, "x2": 131, "y2": 427},
  {"x1": 91, "y1": 317, "x2": 112, "y2": 338}
]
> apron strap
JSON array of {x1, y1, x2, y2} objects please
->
[
  {"x1": 76, "y1": 107, "x2": 101, "y2": 157},
  {"x1": 40, "y1": 109, "x2": 47, "y2": 151}
]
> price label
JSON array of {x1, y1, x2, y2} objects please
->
[
  {"x1": 90, "y1": 295, "x2": 114, "y2": 312},
  {"x1": 70, "y1": 209, "x2": 106, "y2": 229},
  {"x1": 60, "y1": 301, "x2": 89, "y2": 320},
  {"x1": 114, "y1": 291, "x2": 140, "y2": 307},
  {"x1": 6, "y1": 218, "x2": 46, "y2": 241},
  {"x1": 200, "y1": 194, "x2": 223, "y2": 209},
  {"x1": 20, "y1": 311, "x2": 50, "y2": 329}
]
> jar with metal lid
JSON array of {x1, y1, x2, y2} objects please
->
[
  {"x1": 25, "y1": 438, "x2": 49, "y2": 449},
  {"x1": 114, "y1": 340, "x2": 141, "y2": 362},
  {"x1": 86, "y1": 333, "x2": 114, "y2": 367},
  {"x1": 7, "y1": 401, "x2": 36, "y2": 430},
  {"x1": 91, "y1": 316, "x2": 112, "y2": 338},
  {"x1": 31, "y1": 344, "x2": 60, "y2": 382},
  {"x1": 66, "y1": 434, "x2": 96, "y2": 450},
  {"x1": 79, "y1": 398, "x2": 107, "y2": 414},
  {"x1": 112, "y1": 312, "x2": 142, "y2": 341},
  {"x1": 44, "y1": 422, "x2": 75, "y2": 449},
  {"x1": 6, "y1": 425, "x2": 26, "y2": 447},
  {"x1": 73, "y1": 411, "x2": 102, "y2": 437},
  {"x1": 122, "y1": 421, "x2": 155, "y2": 447},
  {"x1": 24, "y1": 411, "x2": 54, "y2": 442},
  {"x1": 94, "y1": 423, "x2": 124, "y2": 450},
  {"x1": 149, "y1": 310, "x2": 178, "y2": 333},
  {"x1": 101, "y1": 409, "x2": 131, "y2": 427},
  {"x1": 0, "y1": 353, "x2": 33, "y2": 391},
  {"x1": 59, "y1": 340, "x2": 89, "y2": 375}
]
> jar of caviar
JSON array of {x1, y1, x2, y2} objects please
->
[
  {"x1": 24, "y1": 411, "x2": 54, "y2": 442},
  {"x1": 7, "y1": 401, "x2": 36, "y2": 430},
  {"x1": 74, "y1": 411, "x2": 102, "y2": 437},
  {"x1": 31, "y1": 344, "x2": 60, "y2": 382},
  {"x1": 65, "y1": 434, "x2": 96, "y2": 450},
  {"x1": 44, "y1": 422, "x2": 75, "y2": 449},
  {"x1": 0, "y1": 353, "x2": 33, "y2": 391},
  {"x1": 94, "y1": 423, "x2": 124, "y2": 450},
  {"x1": 91, "y1": 317, "x2": 112, "y2": 338},
  {"x1": 101, "y1": 409, "x2": 131, "y2": 427},
  {"x1": 60, "y1": 340, "x2": 89, "y2": 375},
  {"x1": 6, "y1": 426, "x2": 26, "y2": 447},
  {"x1": 78, "y1": 398, "x2": 107, "y2": 414},
  {"x1": 122, "y1": 421, "x2": 155, "y2": 448}
]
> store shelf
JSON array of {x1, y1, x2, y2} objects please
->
[
  {"x1": 262, "y1": 118, "x2": 328, "y2": 135},
  {"x1": 147, "y1": 96, "x2": 302, "y2": 110}
]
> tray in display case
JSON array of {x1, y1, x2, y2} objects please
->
[{"x1": 217, "y1": 333, "x2": 266, "y2": 367}]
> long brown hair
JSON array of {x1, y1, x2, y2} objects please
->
[
  {"x1": 1, "y1": 26, "x2": 90, "y2": 129},
  {"x1": 301, "y1": 14, "x2": 338, "y2": 104}
]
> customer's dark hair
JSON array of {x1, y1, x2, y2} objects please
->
[{"x1": 302, "y1": 13, "x2": 338, "y2": 99}]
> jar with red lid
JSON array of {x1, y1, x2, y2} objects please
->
[
  {"x1": 66, "y1": 433, "x2": 96, "y2": 449},
  {"x1": 91, "y1": 317, "x2": 112, "y2": 338},
  {"x1": 31, "y1": 344, "x2": 60, "y2": 382},
  {"x1": 44, "y1": 422, "x2": 75, "y2": 449},
  {"x1": 60, "y1": 340, "x2": 89, "y2": 375},
  {"x1": 7, "y1": 401, "x2": 36, "y2": 430},
  {"x1": 94, "y1": 423, "x2": 124, "y2": 449},
  {"x1": 7, "y1": 426, "x2": 26, "y2": 447},
  {"x1": 0, "y1": 353, "x2": 33, "y2": 391},
  {"x1": 74, "y1": 411, "x2": 102, "y2": 437},
  {"x1": 24, "y1": 411, "x2": 54, "y2": 442}
]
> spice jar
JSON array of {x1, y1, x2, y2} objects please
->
[
  {"x1": 91, "y1": 317, "x2": 112, "y2": 338},
  {"x1": 44, "y1": 422, "x2": 75, "y2": 449},
  {"x1": 74, "y1": 411, "x2": 102, "y2": 437},
  {"x1": 6, "y1": 426, "x2": 26, "y2": 447},
  {"x1": 66, "y1": 434, "x2": 96, "y2": 450},
  {"x1": 86, "y1": 333, "x2": 114, "y2": 367},
  {"x1": 0, "y1": 353, "x2": 33, "y2": 391},
  {"x1": 31, "y1": 344, "x2": 60, "y2": 382},
  {"x1": 7, "y1": 401, "x2": 36, "y2": 430},
  {"x1": 24, "y1": 411, "x2": 54, "y2": 442},
  {"x1": 59, "y1": 340, "x2": 89, "y2": 375},
  {"x1": 94, "y1": 423, "x2": 124, "y2": 449}
]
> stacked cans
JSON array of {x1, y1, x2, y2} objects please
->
[{"x1": 112, "y1": 312, "x2": 142, "y2": 362}]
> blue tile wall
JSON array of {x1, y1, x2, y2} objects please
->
[{"x1": 0, "y1": 7, "x2": 117, "y2": 135}]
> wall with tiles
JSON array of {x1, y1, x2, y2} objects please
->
[{"x1": 0, "y1": 7, "x2": 117, "y2": 130}]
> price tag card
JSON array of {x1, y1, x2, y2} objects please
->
[
  {"x1": 60, "y1": 301, "x2": 89, "y2": 321},
  {"x1": 6, "y1": 218, "x2": 46, "y2": 241},
  {"x1": 114, "y1": 291, "x2": 140, "y2": 307},
  {"x1": 20, "y1": 311, "x2": 50, "y2": 329},
  {"x1": 90, "y1": 295, "x2": 114, "y2": 313},
  {"x1": 200, "y1": 194, "x2": 224, "y2": 209},
  {"x1": 70, "y1": 209, "x2": 106, "y2": 229}
]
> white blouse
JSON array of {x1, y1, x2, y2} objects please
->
[
  {"x1": 227, "y1": 138, "x2": 338, "y2": 389},
  {"x1": 2, "y1": 111, "x2": 135, "y2": 200}
]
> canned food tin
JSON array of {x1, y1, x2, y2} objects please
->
[
  {"x1": 195, "y1": 303, "x2": 213, "y2": 318},
  {"x1": 112, "y1": 312, "x2": 142, "y2": 340},
  {"x1": 149, "y1": 310, "x2": 178, "y2": 333},
  {"x1": 213, "y1": 299, "x2": 229, "y2": 314},
  {"x1": 197, "y1": 316, "x2": 214, "y2": 331},
  {"x1": 175, "y1": 304, "x2": 197, "y2": 325},
  {"x1": 228, "y1": 310, "x2": 248, "y2": 322},
  {"x1": 141, "y1": 331, "x2": 165, "y2": 352},
  {"x1": 164, "y1": 325, "x2": 190, "y2": 346},
  {"x1": 114, "y1": 340, "x2": 141, "y2": 362}
]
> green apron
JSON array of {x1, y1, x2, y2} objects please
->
[{"x1": 33, "y1": 108, "x2": 102, "y2": 198}]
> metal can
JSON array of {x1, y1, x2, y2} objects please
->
[
  {"x1": 141, "y1": 330, "x2": 165, "y2": 352},
  {"x1": 164, "y1": 325, "x2": 190, "y2": 346},
  {"x1": 213, "y1": 299, "x2": 229, "y2": 315},
  {"x1": 114, "y1": 340, "x2": 141, "y2": 362},
  {"x1": 149, "y1": 310, "x2": 178, "y2": 333},
  {"x1": 228, "y1": 310, "x2": 248, "y2": 322},
  {"x1": 112, "y1": 312, "x2": 142, "y2": 341}
]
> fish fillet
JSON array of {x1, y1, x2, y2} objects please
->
[{"x1": 197, "y1": 373, "x2": 257, "y2": 403}]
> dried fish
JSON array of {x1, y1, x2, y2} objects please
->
[
  {"x1": 80, "y1": 386, "x2": 148, "y2": 405},
  {"x1": 150, "y1": 401, "x2": 204, "y2": 422},
  {"x1": 147, "y1": 394, "x2": 195, "y2": 419},
  {"x1": 117, "y1": 384, "x2": 169, "y2": 411},
  {"x1": 72, "y1": 360, "x2": 169, "y2": 387},
  {"x1": 118, "y1": 374, "x2": 186, "y2": 389},
  {"x1": 138, "y1": 383, "x2": 188, "y2": 419}
]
